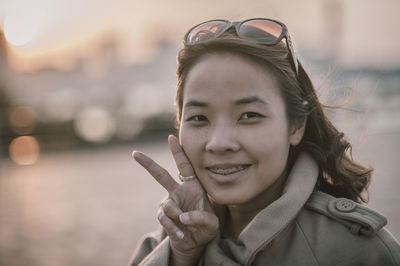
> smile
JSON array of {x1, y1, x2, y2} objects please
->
[{"x1": 206, "y1": 164, "x2": 251, "y2": 175}]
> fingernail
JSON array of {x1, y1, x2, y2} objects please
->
[
  {"x1": 176, "y1": 230, "x2": 184, "y2": 239},
  {"x1": 132, "y1": 152, "x2": 151, "y2": 167},
  {"x1": 168, "y1": 134, "x2": 178, "y2": 143},
  {"x1": 179, "y1": 213, "x2": 190, "y2": 224},
  {"x1": 132, "y1": 151, "x2": 142, "y2": 160}
]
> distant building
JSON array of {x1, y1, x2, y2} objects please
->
[{"x1": 0, "y1": 32, "x2": 179, "y2": 154}]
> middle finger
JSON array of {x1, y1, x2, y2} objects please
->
[{"x1": 168, "y1": 135, "x2": 196, "y2": 179}]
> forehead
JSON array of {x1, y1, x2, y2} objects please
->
[{"x1": 183, "y1": 53, "x2": 281, "y2": 102}]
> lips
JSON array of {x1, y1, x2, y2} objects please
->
[
  {"x1": 205, "y1": 163, "x2": 251, "y2": 183},
  {"x1": 206, "y1": 164, "x2": 251, "y2": 175}
]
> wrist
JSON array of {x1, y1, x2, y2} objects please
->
[{"x1": 170, "y1": 244, "x2": 205, "y2": 266}]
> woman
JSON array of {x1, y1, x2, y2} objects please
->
[{"x1": 129, "y1": 18, "x2": 400, "y2": 265}]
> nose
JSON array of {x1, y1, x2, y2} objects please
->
[{"x1": 205, "y1": 123, "x2": 240, "y2": 153}]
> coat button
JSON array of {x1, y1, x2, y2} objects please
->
[{"x1": 335, "y1": 199, "x2": 356, "y2": 212}]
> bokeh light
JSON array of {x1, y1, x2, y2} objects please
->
[
  {"x1": 125, "y1": 84, "x2": 173, "y2": 117},
  {"x1": 9, "y1": 136, "x2": 40, "y2": 165},
  {"x1": 8, "y1": 106, "x2": 36, "y2": 134},
  {"x1": 3, "y1": 12, "x2": 41, "y2": 46},
  {"x1": 74, "y1": 106, "x2": 115, "y2": 143},
  {"x1": 41, "y1": 89, "x2": 79, "y2": 122},
  {"x1": 115, "y1": 107, "x2": 144, "y2": 140}
]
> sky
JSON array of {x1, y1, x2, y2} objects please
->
[{"x1": 0, "y1": 0, "x2": 399, "y2": 71}]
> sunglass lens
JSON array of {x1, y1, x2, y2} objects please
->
[
  {"x1": 186, "y1": 21, "x2": 228, "y2": 44},
  {"x1": 239, "y1": 20, "x2": 283, "y2": 44}
]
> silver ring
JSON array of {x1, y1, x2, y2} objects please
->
[{"x1": 179, "y1": 173, "x2": 196, "y2": 182}]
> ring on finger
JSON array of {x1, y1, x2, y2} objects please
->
[{"x1": 179, "y1": 173, "x2": 196, "y2": 182}]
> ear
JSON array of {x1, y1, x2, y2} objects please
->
[{"x1": 289, "y1": 118, "x2": 307, "y2": 146}]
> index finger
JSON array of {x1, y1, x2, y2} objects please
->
[
  {"x1": 168, "y1": 135, "x2": 196, "y2": 178},
  {"x1": 132, "y1": 151, "x2": 178, "y2": 192}
]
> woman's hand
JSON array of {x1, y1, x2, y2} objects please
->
[{"x1": 132, "y1": 135, "x2": 219, "y2": 265}]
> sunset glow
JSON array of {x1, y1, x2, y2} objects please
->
[
  {"x1": 3, "y1": 9, "x2": 43, "y2": 47},
  {"x1": 4, "y1": 16, "x2": 35, "y2": 46},
  {"x1": 0, "y1": 0, "x2": 399, "y2": 70}
]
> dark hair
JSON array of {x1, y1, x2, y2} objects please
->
[{"x1": 175, "y1": 32, "x2": 372, "y2": 203}]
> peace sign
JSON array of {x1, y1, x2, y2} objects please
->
[{"x1": 132, "y1": 135, "x2": 219, "y2": 264}]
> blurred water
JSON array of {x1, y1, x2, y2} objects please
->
[
  {"x1": 1, "y1": 129, "x2": 400, "y2": 266},
  {"x1": 0, "y1": 139, "x2": 171, "y2": 266}
]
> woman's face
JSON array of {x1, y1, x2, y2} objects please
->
[{"x1": 179, "y1": 53, "x2": 303, "y2": 205}]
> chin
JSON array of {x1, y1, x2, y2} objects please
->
[{"x1": 209, "y1": 190, "x2": 248, "y2": 206}]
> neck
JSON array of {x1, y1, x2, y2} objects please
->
[{"x1": 224, "y1": 168, "x2": 288, "y2": 239}]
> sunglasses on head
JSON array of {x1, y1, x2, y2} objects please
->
[{"x1": 184, "y1": 18, "x2": 299, "y2": 77}]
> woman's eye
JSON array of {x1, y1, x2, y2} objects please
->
[
  {"x1": 186, "y1": 115, "x2": 208, "y2": 123},
  {"x1": 239, "y1": 112, "x2": 265, "y2": 121}
]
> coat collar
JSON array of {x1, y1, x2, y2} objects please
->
[{"x1": 204, "y1": 153, "x2": 319, "y2": 265}]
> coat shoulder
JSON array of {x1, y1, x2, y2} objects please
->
[
  {"x1": 305, "y1": 190, "x2": 387, "y2": 236},
  {"x1": 295, "y1": 190, "x2": 400, "y2": 265}
]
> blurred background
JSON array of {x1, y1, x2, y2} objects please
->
[{"x1": 0, "y1": 0, "x2": 399, "y2": 265}]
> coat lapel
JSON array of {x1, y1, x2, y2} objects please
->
[{"x1": 204, "y1": 153, "x2": 319, "y2": 265}]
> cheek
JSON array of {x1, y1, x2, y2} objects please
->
[
  {"x1": 179, "y1": 126, "x2": 203, "y2": 163},
  {"x1": 244, "y1": 121, "x2": 291, "y2": 160}
]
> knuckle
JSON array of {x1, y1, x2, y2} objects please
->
[
  {"x1": 169, "y1": 195, "x2": 181, "y2": 207},
  {"x1": 163, "y1": 204, "x2": 181, "y2": 220},
  {"x1": 177, "y1": 160, "x2": 191, "y2": 170},
  {"x1": 160, "y1": 200, "x2": 182, "y2": 220},
  {"x1": 199, "y1": 212, "x2": 218, "y2": 229},
  {"x1": 211, "y1": 216, "x2": 219, "y2": 229},
  {"x1": 158, "y1": 215, "x2": 171, "y2": 229},
  {"x1": 173, "y1": 148, "x2": 185, "y2": 157},
  {"x1": 154, "y1": 168, "x2": 168, "y2": 180},
  {"x1": 158, "y1": 195, "x2": 169, "y2": 207},
  {"x1": 161, "y1": 198, "x2": 171, "y2": 208},
  {"x1": 162, "y1": 201, "x2": 172, "y2": 214},
  {"x1": 157, "y1": 208, "x2": 164, "y2": 218},
  {"x1": 192, "y1": 211, "x2": 206, "y2": 224}
]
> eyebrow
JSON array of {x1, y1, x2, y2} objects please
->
[
  {"x1": 184, "y1": 100, "x2": 208, "y2": 108},
  {"x1": 235, "y1": 96, "x2": 269, "y2": 105},
  {"x1": 184, "y1": 96, "x2": 268, "y2": 108}
]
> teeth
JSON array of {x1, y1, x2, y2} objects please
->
[{"x1": 208, "y1": 165, "x2": 248, "y2": 175}]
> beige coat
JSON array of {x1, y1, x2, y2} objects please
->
[{"x1": 129, "y1": 154, "x2": 400, "y2": 266}]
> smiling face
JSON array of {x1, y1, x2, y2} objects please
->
[{"x1": 179, "y1": 53, "x2": 304, "y2": 206}]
